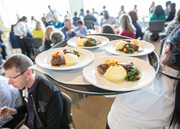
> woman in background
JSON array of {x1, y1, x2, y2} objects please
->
[
  {"x1": 150, "y1": 5, "x2": 166, "y2": 21},
  {"x1": 50, "y1": 30, "x2": 65, "y2": 45},
  {"x1": 52, "y1": 15, "x2": 63, "y2": 29},
  {"x1": 150, "y1": 5, "x2": 166, "y2": 41},
  {"x1": 75, "y1": 20, "x2": 87, "y2": 35},
  {"x1": 119, "y1": 14, "x2": 136, "y2": 39},
  {"x1": 32, "y1": 21, "x2": 44, "y2": 43},
  {"x1": 129, "y1": 10, "x2": 142, "y2": 39},
  {"x1": 165, "y1": 1, "x2": 171, "y2": 17},
  {"x1": 149, "y1": 1, "x2": 155, "y2": 14},
  {"x1": 166, "y1": 3, "x2": 176, "y2": 22},
  {"x1": 44, "y1": 26, "x2": 55, "y2": 50},
  {"x1": 41, "y1": 17, "x2": 50, "y2": 28}
]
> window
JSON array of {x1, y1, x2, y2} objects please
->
[
  {"x1": 0, "y1": 0, "x2": 71, "y2": 28},
  {"x1": 83, "y1": 0, "x2": 179, "y2": 19}
]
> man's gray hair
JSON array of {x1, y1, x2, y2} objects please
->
[
  {"x1": 64, "y1": 17, "x2": 72, "y2": 24},
  {"x1": 50, "y1": 30, "x2": 65, "y2": 44}
]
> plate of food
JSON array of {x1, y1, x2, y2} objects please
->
[
  {"x1": 35, "y1": 47, "x2": 94, "y2": 70},
  {"x1": 83, "y1": 56, "x2": 155, "y2": 91},
  {"x1": 67, "y1": 35, "x2": 109, "y2": 49},
  {"x1": 104, "y1": 39, "x2": 155, "y2": 56}
]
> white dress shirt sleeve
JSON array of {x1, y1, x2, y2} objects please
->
[{"x1": 14, "y1": 21, "x2": 27, "y2": 38}]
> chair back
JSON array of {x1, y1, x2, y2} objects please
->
[
  {"x1": 39, "y1": 44, "x2": 45, "y2": 53},
  {"x1": 149, "y1": 20, "x2": 165, "y2": 33},
  {"x1": 25, "y1": 38, "x2": 42, "y2": 57},
  {"x1": 26, "y1": 38, "x2": 42, "y2": 48},
  {"x1": 84, "y1": 20, "x2": 94, "y2": 29},
  {"x1": 62, "y1": 92, "x2": 76, "y2": 129}
]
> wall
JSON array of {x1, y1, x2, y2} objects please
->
[{"x1": 69, "y1": 0, "x2": 84, "y2": 16}]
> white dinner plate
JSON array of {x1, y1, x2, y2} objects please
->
[
  {"x1": 83, "y1": 56, "x2": 155, "y2": 91},
  {"x1": 104, "y1": 40, "x2": 155, "y2": 56},
  {"x1": 35, "y1": 47, "x2": 94, "y2": 70},
  {"x1": 67, "y1": 35, "x2": 109, "y2": 49}
]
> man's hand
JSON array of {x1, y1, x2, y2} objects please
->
[
  {"x1": 67, "y1": 29, "x2": 74, "y2": 34},
  {"x1": 76, "y1": 33, "x2": 82, "y2": 36},
  {"x1": 0, "y1": 107, "x2": 17, "y2": 117},
  {"x1": 22, "y1": 34, "x2": 26, "y2": 38}
]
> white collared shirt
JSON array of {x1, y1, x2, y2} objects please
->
[
  {"x1": 0, "y1": 75, "x2": 22, "y2": 127},
  {"x1": 14, "y1": 21, "x2": 29, "y2": 38},
  {"x1": 46, "y1": 9, "x2": 60, "y2": 22},
  {"x1": 100, "y1": 16, "x2": 117, "y2": 27},
  {"x1": 108, "y1": 65, "x2": 178, "y2": 129}
]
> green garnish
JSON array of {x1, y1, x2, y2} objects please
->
[
  {"x1": 119, "y1": 43, "x2": 135, "y2": 54},
  {"x1": 84, "y1": 39, "x2": 97, "y2": 47},
  {"x1": 125, "y1": 67, "x2": 140, "y2": 81},
  {"x1": 70, "y1": 50, "x2": 80, "y2": 57}
]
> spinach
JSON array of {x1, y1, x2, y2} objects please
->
[
  {"x1": 84, "y1": 39, "x2": 97, "y2": 47},
  {"x1": 125, "y1": 67, "x2": 140, "y2": 81}
]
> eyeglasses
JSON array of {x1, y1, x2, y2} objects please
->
[{"x1": 8, "y1": 69, "x2": 27, "y2": 80}]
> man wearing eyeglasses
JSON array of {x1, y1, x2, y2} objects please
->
[{"x1": 0, "y1": 54, "x2": 69, "y2": 129}]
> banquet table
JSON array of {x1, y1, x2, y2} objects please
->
[{"x1": 35, "y1": 34, "x2": 160, "y2": 95}]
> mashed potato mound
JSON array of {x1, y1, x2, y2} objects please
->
[
  {"x1": 116, "y1": 41, "x2": 127, "y2": 50},
  {"x1": 63, "y1": 54, "x2": 78, "y2": 66},
  {"x1": 77, "y1": 38, "x2": 88, "y2": 47},
  {"x1": 104, "y1": 65, "x2": 127, "y2": 83}
]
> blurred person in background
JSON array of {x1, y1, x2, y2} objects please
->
[
  {"x1": 61, "y1": 18, "x2": 77, "y2": 39},
  {"x1": 150, "y1": 5, "x2": 166, "y2": 21},
  {"x1": 30, "y1": 16, "x2": 37, "y2": 31},
  {"x1": 100, "y1": 24, "x2": 116, "y2": 34},
  {"x1": 165, "y1": 1, "x2": 171, "y2": 17},
  {"x1": 166, "y1": 3, "x2": 176, "y2": 22},
  {"x1": 73, "y1": 12, "x2": 80, "y2": 26},
  {"x1": 119, "y1": 14, "x2": 136, "y2": 39},
  {"x1": 46, "y1": 5, "x2": 61, "y2": 23},
  {"x1": 41, "y1": 17, "x2": 50, "y2": 28},
  {"x1": 100, "y1": 11, "x2": 117, "y2": 27},
  {"x1": 129, "y1": 10, "x2": 142, "y2": 39},
  {"x1": 84, "y1": 10, "x2": 98, "y2": 25},
  {"x1": 0, "y1": 41, "x2": 6, "y2": 60},
  {"x1": 9, "y1": 24, "x2": 19, "y2": 48},
  {"x1": 150, "y1": 5, "x2": 166, "y2": 41},
  {"x1": 32, "y1": 21, "x2": 45, "y2": 43},
  {"x1": 164, "y1": 9, "x2": 180, "y2": 36},
  {"x1": 133, "y1": 5, "x2": 138, "y2": 12},
  {"x1": 79, "y1": 9, "x2": 85, "y2": 17},
  {"x1": 0, "y1": 27, "x2": 7, "y2": 59},
  {"x1": 75, "y1": 20, "x2": 88, "y2": 35},
  {"x1": 117, "y1": 5, "x2": 126, "y2": 20},
  {"x1": 149, "y1": 1, "x2": 155, "y2": 14},
  {"x1": 0, "y1": 27, "x2": 3, "y2": 44},
  {"x1": 64, "y1": 11, "x2": 71, "y2": 18},
  {"x1": 52, "y1": 14, "x2": 63, "y2": 29},
  {"x1": 100, "y1": 5, "x2": 106, "y2": 16},
  {"x1": 14, "y1": 16, "x2": 32, "y2": 58},
  {"x1": 91, "y1": 8, "x2": 98, "y2": 17},
  {"x1": 44, "y1": 26, "x2": 55, "y2": 50},
  {"x1": 50, "y1": 30, "x2": 65, "y2": 45}
]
